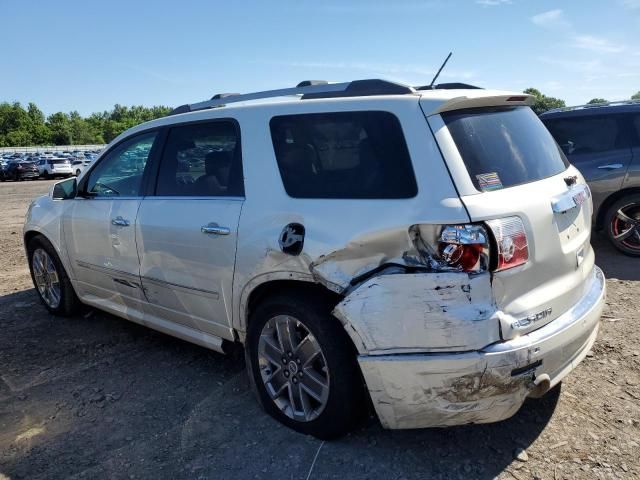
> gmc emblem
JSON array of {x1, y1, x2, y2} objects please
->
[{"x1": 512, "y1": 308, "x2": 553, "y2": 330}]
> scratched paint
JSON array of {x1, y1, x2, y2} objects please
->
[{"x1": 333, "y1": 271, "x2": 500, "y2": 354}]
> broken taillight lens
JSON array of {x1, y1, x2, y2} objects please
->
[
  {"x1": 485, "y1": 216, "x2": 529, "y2": 271},
  {"x1": 438, "y1": 224, "x2": 490, "y2": 272}
]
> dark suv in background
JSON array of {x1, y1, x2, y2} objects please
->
[{"x1": 541, "y1": 101, "x2": 640, "y2": 256}]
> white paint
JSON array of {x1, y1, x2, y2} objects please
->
[{"x1": 333, "y1": 272, "x2": 499, "y2": 354}]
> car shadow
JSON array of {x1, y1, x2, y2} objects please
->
[
  {"x1": 592, "y1": 230, "x2": 640, "y2": 281},
  {"x1": 1, "y1": 288, "x2": 562, "y2": 480}
]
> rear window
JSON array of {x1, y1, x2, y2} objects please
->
[
  {"x1": 442, "y1": 106, "x2": 569, "y2": 191},
  {"x1": 270, "y1": 111, "x2": 417, "y2": 199}
]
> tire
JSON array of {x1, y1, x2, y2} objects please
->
[
  {"x1": 604, "y1": 194, "x2": 640, "y2": 256},
  {"x1": 245, "y1": 292, "x2": 364, "y2": 439},
  {"x1": 42, "y1": 170, "x2": 50, "y2": 179},
  {"x1": 27, "y1": 235, "x2": 81, "y2": 316}
]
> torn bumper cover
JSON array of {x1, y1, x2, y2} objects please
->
[{"x1": 357, "y1": 266, "x2": 605, "y2": 429}]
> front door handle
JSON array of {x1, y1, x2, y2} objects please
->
[
  {"x1": 201, "y1": 223, "x2": 230, "y2": 236},
  {"x1": 597, "y1": 163, "x2": 624, "y2": 170},
  {"x1": 111, "y1": 216, "x2": 130, "y2": 227}
]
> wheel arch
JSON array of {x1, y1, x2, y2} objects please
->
[
  {"x1": 596, "y1": 187, "x2": 640, "y2": 230},
  {"x1": 237, "y1": 275, "x2": 365, "y2": 349}
]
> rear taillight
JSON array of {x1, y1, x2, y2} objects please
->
[
  {"x1": 486, "y1": 217, "x2": 529, "y2": 271},
  {"x1": 438, "y1": 224, "x2": 490, "y2": 272}
]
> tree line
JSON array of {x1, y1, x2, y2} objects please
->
[
  {"x1": 1, "y1": 89, "x2": 639, "y2": 147},
  {"x1": 0, "y1": 103, "x2": 171, "y2": 147},
  {"x1": 523, "y1": 88, "x2": 640, "y2": 115}
]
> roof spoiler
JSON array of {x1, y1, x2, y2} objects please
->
[{"x1": 425, "y1": 93, "x2": 534, "y2": 115}]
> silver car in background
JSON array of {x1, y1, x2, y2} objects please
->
[{"x1": 24, "y1": 80, "x2": 605, "y2": 439}]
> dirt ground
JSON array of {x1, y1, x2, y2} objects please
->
[{"x1": 0, "y1": 179, "x2": 638, "y2": 480}]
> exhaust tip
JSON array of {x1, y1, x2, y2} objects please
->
[{"x1": 529, "y1": 373, "x2": 551, "y2": 398}]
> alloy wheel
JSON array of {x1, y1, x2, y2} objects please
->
[
  {"x1": 257, "y1": 315, "x2": 330, "y2": 422},
  {"x1": 32, "y1": 248, "x2": 61, "y2": 308},
  {"x1": 611, "y1": 203, "x2": 640, "y2": 252}
]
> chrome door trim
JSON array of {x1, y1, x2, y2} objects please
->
[
  {"x1": 147, "y1": 196, "x2": 245, "y2": 201},
  {"x1": 75, "y1": 260, "x2": 142, "y2": 288},
  {"x1": 141, "y1": 276, "x2": 220, "y2": 299}
]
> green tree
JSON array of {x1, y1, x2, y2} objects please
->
[
  {"x1": 523, "y1": 88, "x2": 566, "y2": 115},
  {"x1": 27, "y1": 102, "x2": 51, "y2": 144},
  {"x1": 632, "y1": 91, "x2": 640, "y2": 100},
  {"x1": 46, "y1": 112, "x2": 73, "y2": 145},
  {"x1": 0, "y1": 101, "x2": 171, "y2": 146},
  {"x1": 587, "y1": 98, "x2": 608, "y2": 104}
]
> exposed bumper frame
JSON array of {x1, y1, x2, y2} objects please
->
[{"x1": 359, "y1": 266, "x2": 606, "y2": 429}]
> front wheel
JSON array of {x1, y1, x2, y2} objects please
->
[
  {"x1": 27, "y1": 235, "x2": 81, "y2": 316},
  {"x1": 246, "y1": 292, "x2": 364, "y2": 439},
  {"x1": 604, "y1": 194, "x2": 640, "y2": 256}
]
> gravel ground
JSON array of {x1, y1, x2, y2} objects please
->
[{"x1": 0, "y1": 179, "x2": 638, "y2": 480}]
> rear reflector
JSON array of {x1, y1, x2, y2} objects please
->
[{"x1": 486, "y1": 217, "x2": 529, "y2": 271}]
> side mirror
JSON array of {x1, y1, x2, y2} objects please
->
[{"x1": 51, "y1": 177, "x2": 77, "y2": 200}]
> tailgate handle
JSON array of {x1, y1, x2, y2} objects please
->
[{"x1": 551, "y1": 184, "x2": 590, "y2": 214}]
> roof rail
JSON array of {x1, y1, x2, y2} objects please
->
[
  {"x1": 167, "y1": 79, "x2": 416, "y2": 116},
  {"x1": 544, "y1": 99, "x2": 640, "y2": 115}
]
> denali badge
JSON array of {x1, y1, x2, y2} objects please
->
[{"x1": 511, "y1": 307, "x2": 553, "y2": 330}]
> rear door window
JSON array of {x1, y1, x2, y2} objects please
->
[
  {"x1": 442, "y1": 106, "x2": 569, "y2": 191},
  {"x1": 544, "y1": 115, "x2": 624, "y2": 156},
  {"x1": 270, "y1": 111, "x2": 417, "y2": 199},
  {"x1": 631, "y1": 115, "x2": 640, "y2": 147},
  {"x1": 155, "y1": 120, "x2": 243, "y2": 197}
]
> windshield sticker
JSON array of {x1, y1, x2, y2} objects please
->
[{"x1": 476, "y1": 172, "x2": 503, "y2": 191}]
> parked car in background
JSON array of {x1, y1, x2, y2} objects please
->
[
  {"x1": 2, "y1": 160, "x2": 39, "y2": 181},
  {"x1": 24, "y1": 79, "x2": 605, "y2": 439},
  {"x1": 71, "y1": 158, "x2": 93, "y2": 176},
  {"x1": 36, "y1": 157, "x2": 73, "y2": 179},
  {"x1": 541, "y1": 101, "x2": 640, "y2": 256}
]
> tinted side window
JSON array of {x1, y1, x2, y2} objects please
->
[
  {"x1": 85, "y1": 131, "x2": 157, "y2": 197},
  {"x1": 155, "y1": 121, "x2": 243, "y2": 197},
  {"x1": 545, "y1": 116, "x2": 621, "y2": 155},
  {"x1": 270, "y1": 111, "x2": 417, "y2": 199}
]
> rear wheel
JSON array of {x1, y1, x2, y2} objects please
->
[
  {"x1": 246, "y1": 292, "x2": 364, "y2": 439},
  {"x1": 27, "y1": 235, "x2": 80, "y2": 316},
  {"x1": 605, "y1": 194, "x2": 640, "y2": 256}
]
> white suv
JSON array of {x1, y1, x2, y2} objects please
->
[
  {"x1": 36, "y1": 157, "x2": 73, "y2": 178},
  {"x1": 24, "y1": 79, "x2": 605, "y2": 439}
]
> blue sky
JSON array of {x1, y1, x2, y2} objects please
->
[{"x1": 1, "y1": 0, "x2": 639, "y2": 115}]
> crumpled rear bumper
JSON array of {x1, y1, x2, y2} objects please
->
[{"x1": 359, "y1": 266, "x2": 605, "y2": 429}]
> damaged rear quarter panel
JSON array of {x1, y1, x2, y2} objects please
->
[
  {"x1": 231, "y1": 99, "x2": 471, "y2": 334},
  {"x1": 333, "y1": 272, "x2": 500, "y2": 354}
]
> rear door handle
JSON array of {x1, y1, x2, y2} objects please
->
[
  {"x1": 597, "y1": 163, "x2": 624, "y2": 170},
  {"x1": 201, "y1": 223, "x2": 230, "y2": 236},
  {"x1": 111, "y1": 216, "x2": 130, "y2": 227}
]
